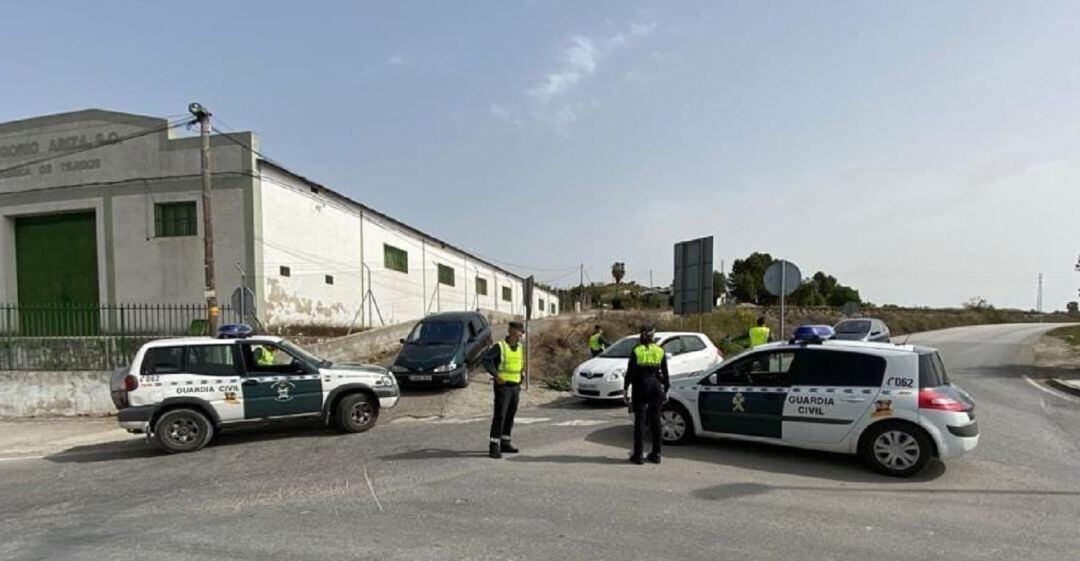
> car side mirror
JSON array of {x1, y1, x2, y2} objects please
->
[
  {"x1": 666, "y1": 352, "x2": 674, "y2": 360},
  {"x1": 707, "y1": 373, "x2": 718, "y2": 385}
]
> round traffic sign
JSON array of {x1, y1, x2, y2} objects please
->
[{"x1": 763, "y1": 260, "x2": 801, "y2": 297}]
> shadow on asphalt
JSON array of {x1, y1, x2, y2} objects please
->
[
  {"x1": 46, "y1": 418, "x2": 342, "y2": 464},
  {"x1": 952, "y1": 365, "x2": 1080, "y2": 379},
  {"x1": 378, "y1": 448, "x2": 491, "y2": 461},
  {"x1": 539, "y1": 397, "x2": 626, "y2": 411},
  {"x1": 582, "y1": 425, "x2": 948, "y2": 484},
  {"x1": 692, "y1": 482, "x2": 1080, "y2": 501}
]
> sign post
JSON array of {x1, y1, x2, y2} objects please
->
[{"x1": 763, "y1": 259, "x2": 802, "y2": 341}]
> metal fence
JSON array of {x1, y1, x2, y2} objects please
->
[
  {"x1": 0, "y1": 303, "x2": 243, "y2": 371},
  {"x1": 0, "y1": 303, "x2": 241, "y2": 337}
]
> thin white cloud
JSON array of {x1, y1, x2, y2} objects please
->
[
  {"x1": 386, "y1": 54, "x2": 407, "y2": 66},
  {"x1": 500, "y1": 21, "x2": 657, "y2": 134}
]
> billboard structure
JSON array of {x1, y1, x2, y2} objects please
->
[{"x1": 673, "y1": 236, "x2": 714, "y2": 316}]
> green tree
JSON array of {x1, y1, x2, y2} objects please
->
[
  {"x1": 713, "y1": 270, "x2": 727, "y2": 303},
  {"x1": 727, "y1": 252, "x2": 775, "y2": 305},
  {"x1": 826, "y1": 285, "x2": 861, "y2": 307},
  {"x1": 611, "y1": 262, "x2": 626, "y2": 284}
]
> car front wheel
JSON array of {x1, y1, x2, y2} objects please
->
[
  {"x1": 660, "y1": 403, "x2": 693, "y2": 444},
  {"x1": 336, "y1": 393, "x2": 379, "y2": 433},
  {"x1": 860, "y1": 422, "x2": 933, "y2": 477}
]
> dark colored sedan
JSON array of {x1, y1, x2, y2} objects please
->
[{"x1": 390, "y1": 311, "x2": 492, "y2": 388}]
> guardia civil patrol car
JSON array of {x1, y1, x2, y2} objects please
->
[
  {"x1": 659, "y1": 327, "x2": 978, "y2": 477},
  {"x1": 111, "y1": 325, "x2": 400, "y2": 453}
]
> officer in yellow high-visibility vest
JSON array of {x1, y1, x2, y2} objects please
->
[
  {"x1": 623, "y1": 325, "x2": 670, "y2": 465},
  {"x1": 255, "y1": 346, "x2": 277, "y2": 367},
  {"x1": 749, "y1": 316, "x2": 772, "y2": 348},
  {"x1": 482, "y1": 321, "x2": 526, "y2": 459},
  {"x1": 588, "y1": 325, "x2": 610, "y2": 357}
]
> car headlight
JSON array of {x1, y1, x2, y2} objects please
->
[
  {"x1": 607, "y1": 368, "x2": 625, "y2": 382},
  {"x1": 433, "y1": 361, "x2": 458, "y2": 373},
  {"x1": 390, "y1": 365, "x2": 408, "y2": 373}
]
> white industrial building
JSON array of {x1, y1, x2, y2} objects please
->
[{"x1": 0, "y1": 109, "x2": 558, "y2": 332}]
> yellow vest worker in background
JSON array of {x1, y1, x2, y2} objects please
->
[
  {"x1": 588, "y1": 325, "x2": 610, "y2": 357},
  {"x1": 749, "y1": 316, "x2": 772, "y2": 348},
  {"x1": 624, "y1": 325, "x2": 670, "y2": 465},
  {"x1": 482, "y1": 321, "x2": 525, "y2": 459}
]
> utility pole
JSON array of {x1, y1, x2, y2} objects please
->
[
  {"x1": 578, "y1": 263, "x2": 584, "y2": 313},
  {"x1": 190, "y1": 102, "x2": 219, "y2": 334},
  {"x1": 649, "y1": 269, "x2": 653, "y2": 288}
]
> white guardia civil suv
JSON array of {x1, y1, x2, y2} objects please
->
[
  {"x1": 111, "y1": 326, "x2": 399, "y2": 453},
  {"x1": 571, "y1": 332, "x2": 722, "y2": 401},
  {"x1": 659, "y1": 335, "x2": 978, "y2": 477}
]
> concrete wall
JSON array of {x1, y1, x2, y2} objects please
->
[
  {"x1": 0, "y1": 370, "x2": 115, "y2": 417},
  {"x1": 307, "y1": 322, "x2": 416, "y2": 363}
]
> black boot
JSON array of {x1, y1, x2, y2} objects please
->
[
  {"x1": 489, "y1": 442, "x2": 502, "y2": 459},
  {"x1": 647, "y1": 453, "x2": 662, "y2": 464},
  {"x1": 629, "y1": 454, "x2": 644, "y2": 465},
  {"x1": 500, "y1": 441, "x2": 519, "y2": 454}
]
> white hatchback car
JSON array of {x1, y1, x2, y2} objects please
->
[
  {"x1": 659, "y1": 338, "x2": 978, "y2": 477},
  {"x1": 570, "y1": 332, "x2": 722, "y2": 401}
]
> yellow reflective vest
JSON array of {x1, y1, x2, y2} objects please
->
[
  {"x1": 588, "y1": 333, "x2": 604, "y2": 351},
  {"x1": 749, "y1": 326, "x2": 771, "y2": 348},
  {"x1": 497, "y1": 340, "x2": 524, "y2": 383},
  {"x1": 633, "y1": 343, "x2": 665, "y2": 367}
]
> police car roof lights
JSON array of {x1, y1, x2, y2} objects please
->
[
  {"x1": 790, "y1": 324, "x2": 835, "y2": 345},
  {"x1": 217, "y1": 324, "x2": 253, "y2": 339}
]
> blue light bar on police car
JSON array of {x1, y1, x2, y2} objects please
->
[
  {"x1": 217, "y1": 324, "x2": 253, "y2": 339},
  {"x1": 791, "y1": 324, "x2": 834, "y2": 343}
]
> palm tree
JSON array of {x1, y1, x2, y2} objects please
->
[{"x1": 611, "y1": 262, "x2": 626, "y2": 284}]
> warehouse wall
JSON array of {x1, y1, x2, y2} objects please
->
[{"x1": 257, "y1": 162, "x2": 558, "y2": 328}]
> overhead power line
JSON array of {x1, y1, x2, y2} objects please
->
[{"x1": 0, "y1": 119, "x2": 192, "y2": 176}]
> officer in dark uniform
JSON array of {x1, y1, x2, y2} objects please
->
[
  {"x1": 623, "y1": 325, "x2": 670, "y2": 464},
  {"x1": 482, "y1": 321, "x2": 526, "y2": 459}
]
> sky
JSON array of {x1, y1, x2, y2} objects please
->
[{"x1": 3, "y1": 1, "x2": 1079, "y2": 310}]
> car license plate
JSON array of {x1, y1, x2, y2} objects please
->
[
  {"x1": 579, "y1": 383, "x2": 595, "y2": 389},
  {"x1": 410, "y1": 375, "x2": 432, "y2": 381}
]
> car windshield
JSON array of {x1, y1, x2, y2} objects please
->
[
  {"x1": 407, "y1": 321, "x2": 463, "y2": 345},
  {"x1": 278, "y1": 339, "x2": 329, "y2": 367},
  {"x1": 599, "y1": 337, "x2": 641, "y2": 358},
  {"x1": 834, "y1": 320, "x2": 871, "y2": 334}
]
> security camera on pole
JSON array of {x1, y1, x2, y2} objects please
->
[
  {"x1": 189, "y1": 102, "x2": 219, "y2": 334},
  {"x1": 763, "y1": 259, "x2": 801, "y2": 340}
]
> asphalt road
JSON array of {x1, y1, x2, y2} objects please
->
[{"x1": 2, "y1": 323, "x2": 1078, "y2": 561}]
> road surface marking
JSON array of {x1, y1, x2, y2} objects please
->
[
  {"x1": 512, "y1": 417, "x2": 552, "y2": 424},
  {"x1": 1022, "y1": 375, "x2": 1080, "y2": 404},
  {"x1": 552, "y1": 420, "x2": 609, "y2": 427},
  {"x1": 434, "y1": 417, "x2": 486, "y2": 424}
]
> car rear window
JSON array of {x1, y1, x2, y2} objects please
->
[
  {"x1": 835, "y1": 320, "x2": 870, "y2": 334},
  {"x1": 918, "y1": 351, "x2": 951, "y2": 388},
  {"x1": 792, "y1": 349, "x2": 886, "y2": 387},
  {"x1": 142, "y1": 346, "x2": 183, "y2": 375},
  {"x1": 680, "y1": 336, "x2": 707, "y2": 353}
]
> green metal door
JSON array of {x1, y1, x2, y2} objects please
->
[{"x1": 15, "y1": 212, "x2": 100, "y2": 335}]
